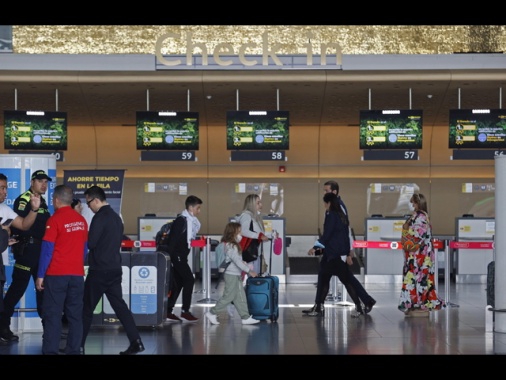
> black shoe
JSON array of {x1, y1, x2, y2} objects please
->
[
  {"x1": 302, "y1": 304, "x2": 317, "y2": 314},
  {"x1": 354, "y1": 303, "x2": 365, "y2": 315},
  {"x1": 119, "y1": 339, "x2": 145, "y2": 355},
  {"x1": 0, "y1": 328, "x2": 19, "y2": 342},
  {"x1": 307, "y1": 304, "x2": 325, "y2": 317},
  {"x1": 364, "y1": 299, "x2": 377, "y2": 314}
]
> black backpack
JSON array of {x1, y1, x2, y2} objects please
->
[
  {"x1": 155, "y1": 220, "x2": 174, "y2": 252},
  {"x1": 155, "y1": 215, "x2": 186, "y2": 252}
]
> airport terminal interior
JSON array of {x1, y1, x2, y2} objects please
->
[
  {"x1": 1, "y1": 277, "x2": 505, "y2": 356},
  {"x1": 1, "y1": 26, "x2": 506, "y2": 358}
]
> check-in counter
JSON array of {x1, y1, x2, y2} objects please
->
[
  {"x1": 364, "y1": 217, "x2": 405, "y2": 283},
  {"x1": 454, "y1": 217, "x2": 495, "y2": 284}
]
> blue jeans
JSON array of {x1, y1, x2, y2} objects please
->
[{"x1": 42, "y1": 275, "x2": 84, "y2": 355}]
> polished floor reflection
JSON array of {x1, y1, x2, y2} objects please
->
[{"x1": 1, "y1": 279, "x2": 506, "y2": 355}]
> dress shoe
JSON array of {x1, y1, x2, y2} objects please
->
[
  {"x1": 364, "y1": 299, "x2": 376, "y2": 314},
  {"x1": 119, "y1": 339, "x2": 145, "y2": 355},
  {"x1": 352, "y1": 303, "x2": 364, "y2": 317},
  {"x1": 302, "y1": 304, "x2": 317, "y2": 314},
  {"x1": 306, "y1": 304, "x2": 324, "y2": 317},
  {"x1": 0, "y1": 328, "x2": 19, "y2": 342}
]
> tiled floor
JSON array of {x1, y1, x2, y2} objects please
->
[{"x1": 1, "y1": 278, "x2": 506, "y2": 356}]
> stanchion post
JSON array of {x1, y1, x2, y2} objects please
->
[
  {"x1": 335, "y1": 278, "x2": 354, "y2": 307},
  {"x1": 444, "y1": 239, "x2": 459, "y2": 308},
  {"x1": 198, "y1": 237, "x2": 217, "y2": 303},
  {"x1": 434, "y1": 241, "x2": 439, "y2": 294},
  {"x1": 326, "y1": 276, "x2": 337, "y2": 301},
  {"x1": 205, "y1": 238, "x2": 212, "y2": 300},
  {"x1": 336, "y1": 257, "x2": 354, "y2": 307}
]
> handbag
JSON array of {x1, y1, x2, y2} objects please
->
[
  {"x1": 401, "y1": 227, "x2": 420, "y2": 252},
  {"x1": 240, "y1": 220, "x2": 260, "y2": 263},
  {"x1": 241, "y1": 238, "x2": 260, "y2": 263}
]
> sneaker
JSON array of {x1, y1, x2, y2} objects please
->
[
  {"x1": 165, "y1": 313, "x2": 182, "y2": 322},
  {"x1": 0, "y1": 328, "x2": 19, "y2": 342},
  {"x1": 364, "y1": 299, "x2": 377, "y2": 314},
  {"x1": 205, "y1": 311, "x2": 220, "y2": 325},
  {"x1": 180, "y1": 311, "x2": 199, "y2": 323},
  {"x1": 241, "y1": 316, "x2": 260, "y2": 325}
]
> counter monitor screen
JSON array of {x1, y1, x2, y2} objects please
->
[
  {"x1": 136, "y1": 111, "x2": 199, "y2": 150},
  {"x1": 449, "y1": 109, "x2": 506, "y2": 149},
  {"x1": 4, "y1": 110, "x2": 68, "y2": 151},
  {"x1": 359, "y1": 109, "x2": 423, "y2": 150},
  {"x1": 226, "y1": 110, "x2": 289, "y2": 150}
]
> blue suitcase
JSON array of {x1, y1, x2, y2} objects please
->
[
  {"x1": 245, "y1": 239, "x2": 279, "y2": 322},
  {"x1": 245, "y1": 275, "x2": 279, "y2": 322}
]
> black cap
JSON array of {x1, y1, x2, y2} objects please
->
[{"x1": 31, "y1": 170, "x2": 52, "y2": 181}]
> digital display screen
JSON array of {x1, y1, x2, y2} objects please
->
[
  {"x1": 359, "y1": 109, "x2": 423, "y2": 150},
  {"x1": 226, "y1": 111, "x2": 289, "y2": 150},
  {"x1": 449, "y1": 109, "x2": 506, "y2": 149},
  {"x1": 4, "y1": 110, "x2": 68, "y2": 151},
  {"x1": 136, "y1": 111, "x2": 199, "y2": 150}
]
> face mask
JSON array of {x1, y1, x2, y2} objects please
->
[
  {"x1": 408, "y1": 203, "x2": 415, "y2": 212},
  {"x1": 236, "y1": 234, "x2": 242, "y2": 243}
]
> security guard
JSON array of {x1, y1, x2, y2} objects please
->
[{"x1": 0, "y1": 170, "x2": 51, "y2": 343}]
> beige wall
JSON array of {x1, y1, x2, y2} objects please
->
[{"x1": 18, "y1": 122, "x2": 494, "y2": 238}]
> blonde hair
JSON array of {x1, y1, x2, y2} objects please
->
[{"x1": 241, "y1": 193, "x2": 265, "y2": 231}]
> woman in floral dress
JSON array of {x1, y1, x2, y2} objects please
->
[{"x1": 398, "y1": 193, "x2": 446, "y2": 317}]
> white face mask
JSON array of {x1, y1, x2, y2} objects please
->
[
  {"x1": 408, "y1": 202, "x2": 415, "y2": 212},
  {"x1": 236, "y1": 234, "x2": 242, "y2": 243}
]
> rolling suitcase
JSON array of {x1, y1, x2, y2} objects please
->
[{"x1": 245, "y1": 239, "x2": 279, "y2": 322}]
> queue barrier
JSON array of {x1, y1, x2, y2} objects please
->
[
  {"x1": 354, "y1": 238, "x2": 494, "y2": 308},
  {"x1": 352, "y1": 240, "x2": 444, "y2": 250},
  {"x1": 121, "y1": 240, "x2": 156, "y2": 249}
]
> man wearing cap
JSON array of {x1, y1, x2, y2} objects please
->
[{"x1": 0, "y1": 170, "x2": 52, "y2": 343}]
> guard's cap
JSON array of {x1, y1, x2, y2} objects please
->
[{"x1": 31, "y1": 170, "x2": 52, "y2": 181}]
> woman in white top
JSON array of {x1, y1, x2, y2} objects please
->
[{"x1": 238, "y1": 194, "x2": 269, "y2": 275}]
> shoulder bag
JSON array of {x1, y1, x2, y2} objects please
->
[{"x1": 240, "y1": 220, "x2": 260, "y2": 263}]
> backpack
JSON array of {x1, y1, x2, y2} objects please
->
[
  {"x1": 155, "y1": 215, "x2": 187, "y2": 252},
  {"x1": 214, "y1": 241, "x2": 231, "y2": 289},
  {"x1": 155, "y1": 220, "x2": 174, "y2": 252},
  {"x1": 215, "y1": 242, "x2": 230, "y2": 272}
]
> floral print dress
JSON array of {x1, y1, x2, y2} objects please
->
[{"x1": 398, "y1": 211, "x2": 446, "y2": 313}]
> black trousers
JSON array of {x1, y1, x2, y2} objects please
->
[
  {"x1": 314, "y1": 257, "x2": 361, "y2": 307},
  {"x1": 82, "y1": 269, "x2": 140, "y2": 347},
  {"x1": 0, "y1": 245, "x2": 43, "y2": 329},
  {"x1": 347, "y1": 266, "x2": 375, "y2": 305},
  {"x1": 167, "y1": 253, "x2": 195, "y2": 314}
]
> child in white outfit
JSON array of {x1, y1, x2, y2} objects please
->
[{"x1": 205, "y1": 222, "x2": 260, "y2": 325}]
